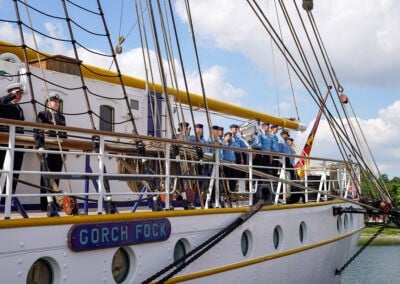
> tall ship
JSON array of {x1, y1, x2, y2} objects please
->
[{"x1": 0, "y1": 1, "x2": 396, "y2": 283}]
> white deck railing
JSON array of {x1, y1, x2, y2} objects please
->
[{"x1": 0, "y1": 119, "x2": 360, "y2": 218}]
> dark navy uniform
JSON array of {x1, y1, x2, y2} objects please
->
[
  {"x1": 0, "y1": 93, "x2": 25, "y2": 132},
  {"x1": 37, "y1": 108, "x2": 67, "y2": 210},
  {"x1": 0, "y1": 87, "x2": 25, "y2": 195}
]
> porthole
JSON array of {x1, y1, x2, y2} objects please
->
[
  {"x1": 299, "y1": 221, "x2": 307, "y2": 244},
  {"x1": 174, "y1": 239, "x2": 190, "y2": 269},
  {"x1": 26, "y1": 258, "x2": 53, "y2": 284},
  {"x1": 349, "y1": 213, "x2": 354, "y2": 228},
  {"x1": 343, "y1": 214, "x2": 349, "y2": 232},
  {"x1": 337, "y1": 215, "x2": 343, "y2": 234},
  {"x1": 273, "y1": 225, "x2": 283, "y2": 250},
  {"x1": 241, "y1": 230, "x2": 253, "y2": 257},
  {"x1": 112, "y1": 247, "x2": 130, "y2": 283}
]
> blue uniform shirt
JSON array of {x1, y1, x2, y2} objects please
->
[
  {"x1": 253, "y1": 131, "x2": 272, "y2": 151},
  {"x1": 271, "y1": 134, "x2": 279, "y2": 152},
  {"x1": 188, "y1": 135, "x2": 207, "y2": 144},
  {"x1": 205, "y1": 137, "x2": 221, "y2": 153},
  {"x1": 220, "y1": 141, "x2": 236, "y2": 162},
  {"x1": 232, "y1": 134, "x2": 248, "y2": 149}
]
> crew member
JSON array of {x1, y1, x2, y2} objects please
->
[
  {"x1": 37, "y1": 92, "x2": 67, "y2": 211},
  {"x1": 252, "y1": 122, "x2": 272, "y2": 173},
  {"x1": 176, "y1": 121, "x2": 190, "y2": 140},
  {"x1": 0, "y1": 82, "x2": 25, "y2": 196},
  {"x1": 220, "y1": 132, "x2": 236, "y2": 191}
]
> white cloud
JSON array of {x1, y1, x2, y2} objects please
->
[
  {"x1": 175, "y1": 0, "x2": 400, "y2": 90},
  {"x1": 186, "y1": 65, "x2": 245, "y2": 103},
  {"x1": 294, "y1": 100, "x2": 400, "y2": 178},
  {"x1": 43, "y1": 22, "x2": 68, "y2": 55}
]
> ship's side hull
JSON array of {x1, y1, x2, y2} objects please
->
[{"x1": 0, "y1": 201, "x2": 362, "y2": 283}]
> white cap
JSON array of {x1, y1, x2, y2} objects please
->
[
  {"x1": 48, "y1": 92, "x2": 60, "y2": 101},
  {"x1": 6, "y1": 82, "x2": 23, "y2": 93}
]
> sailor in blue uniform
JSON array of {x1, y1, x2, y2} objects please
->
[
  {"x1": 220, "y1": 132, "x2": 237, "y2": 191},
  {"x1": 252, "y1": 122, "x2": 272, "y2": 173},
  {"x1": 0, "y1": 83, "x2": 26, "y2": 196},
  {"x1": 188, "y1": 123, "x2": 207, "y2": 144},
  {"x1": 205, "y1": 125, "x2": 221, "y2": 153},
  {"x1": 269, "y1": 124, "x2": 281, "y2": 175},
  {"x1": 230, "y1": 124, "x2": 248, "y2": 164}
]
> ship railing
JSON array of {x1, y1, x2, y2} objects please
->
[{"x1": 0, "y1": 118, "x2": 358, "y2": 218}]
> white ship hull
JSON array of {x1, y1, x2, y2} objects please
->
[{"x1": 0, "y1": 202, "x2": 362, "y2": 283}]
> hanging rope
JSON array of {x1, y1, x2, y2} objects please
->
[
  {"x1": 146, "y1": 0, "x2": 176, "y2": 138},
  {"x1": 95, "y1": 0, "x2": 138, "y2": 134},
  {"x1": 184, "y1": 0, "x2": 214, "y2": 139},
  {"x1": 335, "y1": 222, "x2": 388, "y2": 275},
  {"x1": 167, "y1": 0, "x2": 199, "y2": 139},
  {"x1": 142, "y1": 199, "x2": 265, "y2": 283},
  {"x1": 272, "y1": 0, "x2": 300, "y2": 121}
]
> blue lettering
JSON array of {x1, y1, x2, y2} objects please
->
[
  {"x1": 80, "y1": 229, "x2": 88, "y2": 245},
  {"x1": 112, "y1": 227, "x2": 119, "y2": 242},
  {"x1": 152, "y1": 223, "x2": 158, "y2": 237},
  {"x1": 136, "y1": 224, "x2": 142, "y2": 240},
  {"x1": 91, "y1": 228, "x2": 99, "y2": 244},
  {"x1": 144, "y1": 224, "x2": 151, "y2": 239},
  {"x1": 102, "y1": 227, "x2": 109, "y2": 243},
  {"x1": 121, "y1": 225, "x2": 128, "y2": 241},
  {"x1": 160, "y1": 223, "x2": 166, "y2": 236}
]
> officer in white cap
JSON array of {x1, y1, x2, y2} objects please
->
[
  {"x1": 37, "y1": 91, "x2": 67, "y2": 212},
  {"x1": 0, "y1": 82, "x2": 25, "y2": 120},
  {"x1": 0, "y1": 82, "x2": 26, "y2": 197}
]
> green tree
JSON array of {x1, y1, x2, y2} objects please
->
[{"x1": 380, "y1": 173, "x2": 389, "y2": 183}]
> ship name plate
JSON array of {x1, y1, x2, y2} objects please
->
[{"x1": 68, "y1": 218, "x2": 171, "y2": 251}]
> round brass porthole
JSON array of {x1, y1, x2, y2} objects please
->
[
  {"x1": 112, "y1": 247, "x2": 130, "y2": 283},
  {"x1": 273, "y1": 226, "x2": 283, "y2": 250},
  {"x1": 26, "y1": 258, "x2": 53, "y2": 284},
  {"x1": 241, "y1": 230, "x2": 253, "y2": 257},
  {"x1": 299, "y1": 221, "x2": 307, "y2": 244}
]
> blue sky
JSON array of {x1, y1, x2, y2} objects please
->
[{"x1": 1, "y1": 0, "x2": 400, "y2": 177}]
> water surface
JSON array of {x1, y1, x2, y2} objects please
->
[{"x1": 341, "y1": 245, "x2": 400, "y2": 283}]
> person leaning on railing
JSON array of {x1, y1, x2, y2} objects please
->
[{"x1": 0, "y1": 82, "x2": 26, "y2": 199}]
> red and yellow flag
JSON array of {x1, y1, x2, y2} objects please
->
[{"x1": 295, "y1": 90, "x2": 330, "y2": 178}]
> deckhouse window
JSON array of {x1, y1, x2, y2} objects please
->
[
  {"x1": 130, "y1": 99, "x2": 139, "y2": 110},
  {"x1": 100, "y1": 105, "x2": 114, "y2": 132}
]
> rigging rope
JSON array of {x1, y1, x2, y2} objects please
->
[
  {"x1": 135, "y1": 0, "x2": 161, "y2": 138},
  {"x1": 245, "y1": 0, "x2": 390, "y2": 206},
  {"x1": 272, "y1": 0, "x2": 300, "y2": 121},
  {"x1": 335, "y1": 222, "x2": 388, "y2": 275},
  {"x1": 146, "y1": 0, "x2": 176, "y2": 138},
  {"x1": 184, "y1": 0, "x2": 213, "y2": 140},
  {"x1": 61, "y1": 0, "x2": 96, "y2": 130},
  {"x1": 167, "y1": 0, "x2": 199, "y2": 140},
  {"x1": 142, "y1": 199, "x2": 265, "y2": 283},
  {"x1": 96, "y1": 0, "x2": 138, "y2": 134}
]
